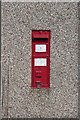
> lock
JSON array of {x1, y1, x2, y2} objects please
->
[
  {"x1": 31, "y1": 30, "x2": 50, "y2": 88},
  {"x1": 35, "y1": 81, "x2": 41, "y2": 88}
]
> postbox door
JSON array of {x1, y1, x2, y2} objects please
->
[{"x1": 32, "y1": 57, "x2": 49, "y2": 88}]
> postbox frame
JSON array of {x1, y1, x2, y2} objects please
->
[{"x1": 31, "y1": 30, "x2": 50, "y2": 88}]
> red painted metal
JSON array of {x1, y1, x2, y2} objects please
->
[{"x1": 31, "y1": 30, "x2": 50, "y2": 88}]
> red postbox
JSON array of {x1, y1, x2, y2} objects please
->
[{"x1": 31, "y1": 30, "x2": 50, "y2": 88}]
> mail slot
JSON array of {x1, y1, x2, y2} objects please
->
[{"x1": 31, "y1": 30, "x2": 50, "y2": 88}]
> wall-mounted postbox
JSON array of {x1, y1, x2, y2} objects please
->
[{"x1": 31, "y1": 30, "x2": 50, "y2": 88}]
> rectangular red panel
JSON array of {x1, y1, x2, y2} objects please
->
[{"x1": 31, "y1": 30, "x2": 50, "y2": 88}]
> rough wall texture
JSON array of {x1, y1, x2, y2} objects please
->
[{"x1": 1, "y1": 2, "x2": 78, "y2": 118}]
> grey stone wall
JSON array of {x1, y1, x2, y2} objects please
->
[{"x1": 1, "y1": 2, "x2": 78, "y2": 118}]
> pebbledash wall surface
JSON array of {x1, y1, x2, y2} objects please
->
[{"x1": 1, "y1": 2, "x2": 79, "y2": 119}]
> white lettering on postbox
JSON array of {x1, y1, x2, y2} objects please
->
[
  {"x1": 34, "y1": 58, "x2": 47, "y2": 66},
  {"x1": 35, "y1": 44, "x2": 46, "y2": 52}
]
